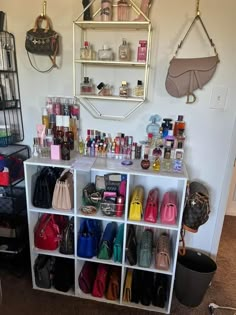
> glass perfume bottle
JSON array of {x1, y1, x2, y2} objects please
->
[
  {"x1": 152, "y1": 156, "x2": 161, "y2": 171},
  {"x1": 119, "y1": 81, "x2": 129, "y2": 97},
  {"x1": 117, "y1": 0, "x2": 129, "y2": 21},
  {"x1": 97, "y1": 82, "x2": 112, "y2": 96},
  {"x1": 134, "y1": 80, "x2": 144, "y2": 97},
  {"x1": 101, "y1": 0, "x2": 112, "y2": 21},
  {"x1": 137, "y1": 40, "x2": 147, "y2": 62},
  {"x1": 141, "y1": 154, "x2": 150, "y2": 169},
  {"x1": 98, "y1": 45, "x2": 113, "y2": 61},
  {"x1": 119, "y1": 39, "x2": 130, "y2": 61},
  {"x1": 80, "y1": 77, "x2": 94, "y2": 95},
  {"x1": 80, "y1": 41, "x2": 93, "y2": 60},
  {"x1": 174, "y1": 115, "x2": 185, "y2": 136}
]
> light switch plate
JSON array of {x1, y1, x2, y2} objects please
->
[{"x1": 210, "y1": 86, "x2": 228, "y2": 110}]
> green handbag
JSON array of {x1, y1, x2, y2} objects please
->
[
  {"x1": 138, "y1": 229, "x2": 153, "y2": 268},
  {"x1": 97, "y1": 222, "x2": 117, "y2": 260},
  {"x1": 113, "y1": 224, "x2": 124, "y2": 263}
]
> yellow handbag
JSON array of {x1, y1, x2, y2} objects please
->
[
  {"x1": 123, "y1": 269, "x2": 133, "y2": 302},
  {"x1": 128, "y1": 186, "x2": 144, "y2": 221}
]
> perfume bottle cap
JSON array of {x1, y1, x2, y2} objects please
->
[
  {"x1": 139, "y1": 40, "x2": 147, "y2": 46},
  {"x1": 178, "y1": 115, "x2": 184, "y2": 121},
  {"x1": 122, "y1": 38, "x2": 127, "y2": 45},
  {"x1": 84, "y1": 77, "x2": 89, "y2": 83},
  {"x1": 97, "y1": 82, "x2": 105, "y2": 90},
  {"x1": 103, "y1": 44, "x2": 109, "y2": 50},
  {"x1": 168, "y1": 130, "x2": 174, "y2": 136},
  {"x1": 42, "y1": 107, "x2": 48, "y2": 116},
  {"x1": 178, "y1": 142, "x2": 183, "y2": 149},
  {"x1": 137, "y1": 80, "x2": 143, "y2": 86},
  {"x1": 84, "y1": 41, "x2": 89, "y2": 47},
  {"x1": 166, "y1": 140, "x2": 172, "y2": 147},
  {"x1": 121, "y1": 81, "x2": 127, "y2": 85}
]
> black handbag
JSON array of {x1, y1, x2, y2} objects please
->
[
  {"x1": 25, "y1": 15, "x2": 59, "y2": 72},
  {"x1": 125, "y1": 225, "x2": 137, "y2": 266},
  {"x1": 34, "y1": 255, "x2": 55, "y2": 289},
  {"x1": 59, "y1": 217, "x2": 74, "y2": 255},
  {"x1": 54, "y1": 257, "x2": 74, "y2": 292}
]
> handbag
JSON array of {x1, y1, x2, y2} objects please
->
[
  {"x1": 97, "y1": 222, "x2": 117, "y2": 260},
  {"x1": 34, "y1": 213, "x2": 60, "y2": 250},
  {"x1": 155, "y1": 233, "x2": 171, "y2": 271},
  {"x1": 123, "y1": 269, "x2": 133, "y2": 302},
  {"x1": 113, "y1": 223, "x2": 124, "y2": 263},
  {"x1": 144, "y1": 188, "x2": 159, "y2": 223},
  {"x1": 59, "y1": 217, "x2": 74, "y2": 255},
  {"x1": 128, "y1": 185, "x2": 144, "y2": 221},
  {"x1": 152, "y1": 273, "x2": 168, "y2": 308},
  {"x1": 34, "y1": 254, "x2": 55, "y2": 289},
  {"x1": 131, "y1": 269, "x2": 142, "y2": 303},
  {"x1": 140, "y1": 271, "x2": 154, "y2": 306},
  {"x1": 92, "y1": 264, "x2": 109, "y2": 298},
  {"x1": 138, "y1": 229, "x2": 153, "y2": 268},
  {"x1": 25, "y1": 15, "x2": 59, "y2": 72},
  {"x1": 78, "y1": 261, "x2": 98, "y2": 294},
  {"x1": 52, "y1": 169, "x2": 74, "y2": 211},
  {"x1": 77, "y1": 219, "x2": 102, "y2": 258},
  {"x1": 53, "y1": 257, "x2": 74, "y2": 292},
  {"x1": 125, "y1": 225, "x2": 137, "y2": 266},
  {"x1": 106, "y1": 266, "x2": 121, "y2": 300},
  {"x1": 165, "y1": 10, "x2": 220, "y2": 103},
  {"x1": 160, "y1": 191, "x2": 178, "y2": 225}
]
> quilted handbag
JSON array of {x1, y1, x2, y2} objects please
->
[
  {"x1": 128, "y1": 186, "x2": 144, "y2": 221},
  {"x1": 113, "y1": 224, "x2": 124, "y2": 263},
  {"x1": 160, "y1": 191, "x2": 178, "y2": 225},
  {"x1": 34, "y1": 214, "x2": 60, "y2": 250},
  {"x1": 92, "y1": 264, "x2": 109, "y2": 298},
  {"x1": 123, "y1": 269, "x2": 133, "y2": 302},
  {"x1": 138, "y1": 229, "x2": 153, "y2": 268},
  {"x1": 78, "y1": 261, "x2": 98, "y2": 294},
  {"x1": 106, "y1": 266, "x2": 121, "y2": 300},
  {"x1": 125, "y1": 225, "x2": 137, "y2": 266},
  {"x1": 144, "y1": 188, "x2": 159, "y2": 223},
  {"x1": 97, "y1": 222, "x2": 117, "y2": 260},
  {"x1": 155, "y1": 233, "x2": 171, "y2": 271}
]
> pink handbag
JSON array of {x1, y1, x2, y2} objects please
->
[
  {"x1": 144, "y1": 188, "x2": 159, "y2": 223},
  {"x1": 160, "y1": 192, "x2": 178, "y2": 225}
]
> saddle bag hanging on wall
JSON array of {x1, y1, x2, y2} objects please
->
[{"x1": 165, "y1": 8, "x2": 220, "y2": 104}]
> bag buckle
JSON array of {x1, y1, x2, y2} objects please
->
[{"x1": 186, "y1": 92, "x2": 196, "y2": 104}]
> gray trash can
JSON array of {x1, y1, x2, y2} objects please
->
[{"x1": 174, "y1": 249, "x2": 217, "y2": 307}]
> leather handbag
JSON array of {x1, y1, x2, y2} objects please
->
[
  {"x1": 34, "y1": 254, "x2": 55, "y2": 289},
  {"x1": 160, "y1": 191, "x2": 178, "y2": 225},
  {"x1": 92, "y1": 264, "x2": 109, "y2": 298},
  {"x1": 113, "y1": 223, "x2": 124, "y2": 263},
  {"x1": 165, "y1": 11, "x2": 219, "y2": 104},
  {"x1": 140, "y1": 271, "x2": 154, "y2": 306},
  {"x1": 34, "y1": 214, "x2": 60, "y2": 250},
  {"x1": 125, "y1": 225, "x2": 137, "y2": 266},
  {"x1": 106, "y1": 266, "x2": 121, "y2": 300},
  {"x1": 77, "y1": 219, "x2": 102, "y2": 258},
  {"x1": 78, "y1": 261, "x2": 98, "y2": 294},
  {"x1": 152, "y1": 273, "x2": 168, "y2": 308},
  {"x1": 128, "y1": 186, "x2": 144, "y2": 221},
  {"x1": 25, "y1": 15, "x2": 59, "y2": 72},
  {"x1": 144, "y1": 188, "x2": 159, "y2": 223},
  {"x1": 52, "y1": 169, "x2": 74, "y2": 211},
  {"x1": 155, "y1": 233, "x2": 171, "y2": 271},
  {"x1": 59, "y1": 217, "x2": 74, "y2": 255},
  {"x1": 131, "y1": 269, "x2": 142, "y2": 303},
  {"x1": 53, "y1": 257, "x2": 74, "y2": 292},
  {"x1": 138, "y1": 229, "x2": 153, "y2": 268},
  {"x1": 97, "y1": 222, "x2": 117, "y2": 260},
  {"x1": 123, "y1": 269, "x2": 133, "y2": 302}
]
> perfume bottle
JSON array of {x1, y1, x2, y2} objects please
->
[
  {"x1": 98, "y1": 45, "x2": 113, "y2": 61},
  {"x1": 174, "y1": 115, "x2": 185, "y2": 136},
  {"x1": 119, "y1": 81, "x2": 129, "y2": 97},
  {"x1": 117, "y1": 0, "x2": 129, "y2": 21},
  {"x1": 152, "y1": 156, "x2": 161, "y2": 171},
  {"x1": 41, "y1": 107, "x2": 49, "y2": 129},
  {"x1": 137, "y1": 40, "x2": 147, "y2": 62},
  {"x1": 119, "y1": 39, "x2": 130, "y2": 61},
  {"x1": 80, "y1": 41, "x2": 93, "y2": 60},
  {"x1": 61, "y1": 136, "x2": 70, "y2": 160},
  {"x1": 134, "y1": 80, "x2": 144, "y2": 97},
  {"x1": 162, "y1": 118, "x2": 173, "y2": 138},
  {"x1": 101, "y1": 0, "x2": 112, "y2": 21},
  {"x1": 97, "y1": 82, "x2": 112, "y2": 96},
  {"x1": 80, "y1": 77, "x2": 94, "y2": 95},
  {"x1": 141, "y1": 154, "x2": 150, "y2": 169}
]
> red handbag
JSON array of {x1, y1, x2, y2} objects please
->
[
  {"x1": 92, "y1": 264, "x2": 109, "y2": 298},
  {"x1": 34, "y1": 214, "x2": 60, "y2": 250},
  {"x1": 144, "y1": 188, "x2": 159, "y2": 223},
  {"x1": 160, "y1": 192, "x2": 178, "y2": 225}
]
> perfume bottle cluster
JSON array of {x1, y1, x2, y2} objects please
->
[
  {"x1": 32, "y1": 97, "x2": 80, "y2": 161},
  {"x1": 80, "y1": 39, "x2": 147, "y2": 63},
  {"x1": 141, "y1": 115, "x2": 186, "y2": 173}
]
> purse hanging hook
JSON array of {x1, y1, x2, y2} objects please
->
[
  {"x1": 41, "y1": 1, "x2": 47, "y2": 18},
  {"x1": 196, "y1": 0, "x2": 200, "y2": 16}
]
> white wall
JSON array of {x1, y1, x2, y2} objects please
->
[{"x1": 1, "y1": 0, "x2": 235, "y2": 256}]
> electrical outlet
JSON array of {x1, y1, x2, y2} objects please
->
[{"x1": 210, "y1": 86, "x2": 228, "y2": 110}]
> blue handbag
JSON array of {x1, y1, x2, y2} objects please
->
[
  {"x1": 97, "y1": 222, "x2": 117, "y2": 260},
  {"x1": 77, "y1": 219, "x2": 102, "y2": 258},
  {"x1": 113, "y1": 224, "x2": 124, "y2": 263}
]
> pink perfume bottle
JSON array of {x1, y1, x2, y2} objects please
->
[
  {"x1": 117, "y1": 0, "x2": 129, "y2": 21},
  {"x1": 137, "y1": 40, "x2": 147, "y2": 62}
]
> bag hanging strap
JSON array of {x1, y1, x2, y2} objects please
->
[
  {"x1": 178, "y1": 227, "x2": 186, "y2": 256},
  {"x1": 33, "y1": 15, "x2": 51, "y2": 33},
  {"x1": 174, "y1": 0, "x2": 218, "y2": 57}
]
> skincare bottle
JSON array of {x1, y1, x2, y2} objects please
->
[
  {"x1": 98, "y1": 45, "x2": 113, "y2": 61},
  {"x1": 80, "y1": 77, "x2": 94, "y2": 95},
  {"x1": 117, "y1": 0, "x2": 129, "y2": 21},
  {"x1": 119, "y1": 39, "x2": 130, "y2": 61},
  {"x1": 134, "y1": 80, "x2": 144, "y2": 97},
  {"x1": 119, "y1": 81, "x2": 129, "y2": 97},
  {"x1": 41, "y1": 107, "x2": 49, "y2": 129},
  {"x1": 80, "y1": 41, "x2": 93, "y2": 60},
  {"x1": 137, "y1": 40, "x2": 147, "y2": 62}
]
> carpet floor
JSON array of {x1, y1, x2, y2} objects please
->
[{"x1": 0, "y1": 215, "x2": 235, "y2": 315}]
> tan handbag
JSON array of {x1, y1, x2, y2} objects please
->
[
  {"x1": 52, "y1": 169, "x2": 74, "y2": 210},
  {"x1": 155, "y1": 233, "x2": 171, "y2": 271},
  {"x1": 123, "y1": 269, "x2": 133, "y2": 302},
  {"x1": 165, "y1": 7, "x2": 220, "y2": 104}
]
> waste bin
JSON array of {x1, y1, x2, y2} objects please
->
[{"x1": 174, "y1": 249, "x2": 217, "y2": 307}]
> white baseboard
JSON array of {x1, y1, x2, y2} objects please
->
[{"x1": 226, "y1": 210, "x2": 236, "y2": 216}]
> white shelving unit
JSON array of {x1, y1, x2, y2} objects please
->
[
  {"x1": 24, "y1": 156, "x2": 188, "y2": 314},
  {"x1": 73, "y1": 4, "x2": 152, "y2": 120}
]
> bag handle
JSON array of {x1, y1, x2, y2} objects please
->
[{"x1": 33, "y1": 15, "x2": 51, "y2": 33}]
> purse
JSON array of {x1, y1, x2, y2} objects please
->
[
  {"x1": 165, "y1": 10, "x2": 220, "y2": 104},
  {"x1": 140, "y1": 271, "x2": 154, "y2": 306},
  {"x1": 106, "y1": 266, "x2": 121, "y2": 300},
  {"x1": 128, "y1": 185, "x2": 144, "y2": 221},
  {"x1": 125, "y1": 225, "x2": 137, "y2": 266},
  {"x1": 78, "y1": 261, "x2": 98, "y2": 294},
  {"x1": 97, "y1": 222, "x2": 117, "y2": 260},
  {"x1": 138, "y1": 229, "x2": 153, "y2": 268},
  {"x1": 152, "y1": 273, "x2": 168, "y2": 308},
  {"x1": 144, "y1": 188, "x2": 159, "y2": 223},
  {"x1": 34, "y1": 214, "x2": 60, "y2": 250},
  {"x1": 92, "y1": 264, "x2": 109, "y2": 298},
  {"x1": 25, "y1": 15, "x2": 59, "y2": 72},
  {"x1": 155, "y1": 233, "x2": 171, "y2": 271},
  {"x1": 59, "y1": 217, "x2": 74, "y2": 255},
  {"x1": 113, "y1": 223, "x2": 124, "y2": 263},
  {"x1": 131, "y1": 269, "x2": 142, "y2": 303},
  {"x1": 123, "y1": 269, "x2": 133, "y2": 302},
  {"x1": 34, "y1": 254, "x2": 55, "y2": 289},
  {"x1": 52, "y1": 169, "x2": 74, "y2": 211},
  {"x1": 160, "y1": 191, "x2": 178, "y2": 225}
]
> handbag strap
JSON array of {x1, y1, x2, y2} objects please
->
[
  {"x1": 175, "y1": 14, "x2": 218, "y2": 57},
  {"x1": 27, "y1": 44, "x2": 58, "y2": 73},
  {"x1": 33, "y1": 15, "x2": 51, "y2": 33}
]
